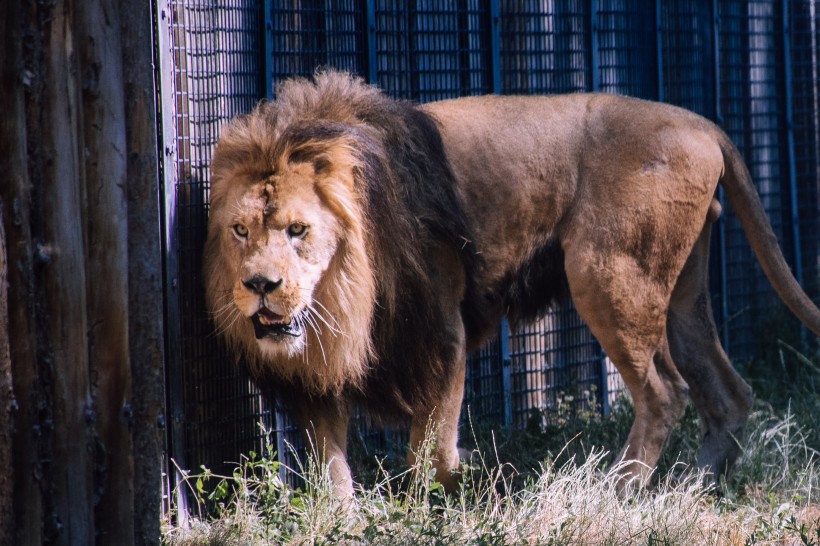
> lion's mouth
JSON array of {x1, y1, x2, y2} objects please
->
[{"x1": 251, "y1": 307, "x2": 302, "y2": 339}]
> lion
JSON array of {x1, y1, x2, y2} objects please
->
[{"x1": 204, "y1": 71, "x2": 820, "y2": 497}]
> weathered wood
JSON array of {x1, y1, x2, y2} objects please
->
[
  {"x1": 76, "y1": 0, "x2": 135, "y2": 544},
  {"x1": 0, "y1": 210, "x2": 13, "y2": 546},
  {"x1": 120, "y1": 0, "x2": 166, "y2": 543},
  {"x1": 2, "y1": 0, "x2": 164, "y2": 542},
  {"x1": 1, "y1": 1, "x2": 45, "y2": 544},
  {"x1": 35, "y1": 1, "x2": 95, "y2": 543}
]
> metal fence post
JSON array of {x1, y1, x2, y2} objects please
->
[
  {"x1": 586, "y1": 0, "x2": 607, "y2": 413},
  {"x1": 488, "y1": 0, "x2": 507, "y2": 425},
  {"x1": 500, "y1": 318, "x2": 512, "y2": 427},
  {"x1": 154, "y1": 0, "x2": 189, "y2": 525},
  {"x1": 781, "y1": 0, "x2": 804, "y2": 285},
  {"x1": 588, "y1": 0, "x2": 600, "y2": 92},
  {"x1": 711, "y1": 0, "x2": 723, "y2": 124},
  {"x1": 262, "y1": 0, "x2": 272, "y2": 99},
  {"x1": 712, "y1": 0, "x2": 730, "y2": 352},
  {"x1": 780, "y1": 0, "x2": 806, "y2": 345},
  {"x1": 655, "y1": 0, "x2": 664, "y2": 102},
  {"x1": 488, "y1": 0, "x2": 501, "y2": 94},
  {"x1": 366, "y1": 0, "x2": 378, "y2": 84}
]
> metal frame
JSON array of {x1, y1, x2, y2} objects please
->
[{"x1": 154, "y1": 0, "x2": 188, "y2": 520}]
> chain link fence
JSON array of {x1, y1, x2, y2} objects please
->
[{"x1": 157, "y1": 0, "x2": 820, "y2": 500}]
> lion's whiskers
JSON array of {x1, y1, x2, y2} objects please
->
[
  {"x1": 211, "y1": 295, "x2": 247, "y2": 334},
  {"x1": 295, "y1": 287, "x2": 345, "y2": 337},
  {"x1": 298, "y1": 310, "x2": 329, "y2": 367},
  {"x1": 309, "y1": 300, "x2": 344, "y2": 333},
  {"x1": 307, "y1": 305, "x2": 344, "y2": 338},
  {"x1": 213, "y1": 306, "x2": 243, "y2": 337},
  {"x1": 211, "y1": 299, "x2": 238, "y2": 320}
]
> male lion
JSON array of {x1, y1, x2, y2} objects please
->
[{"x1": 204, "y1": 71, "x2": 820, "y2": 497}]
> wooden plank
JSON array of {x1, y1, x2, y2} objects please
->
[
  {"x1": 1, "y1": 1, "x2": 45, "y2": 543},
  {"x1": 4, "y1": 0, "x2": 165, "y2": 542},
  {"x1": 0, "y1": 206, "x2": 14, "y2": 546},
  {"x1": 75, "y1": 0, "x2": 134, "y2": 543},
  {"x1": 120, "y1": 0, "x2": 166, "y2": 543},
  {"x1": 37, "y1": 1, "x2": 94, "y2": 543},
  {"x1": 0, "y1": 21, "x2": 12, "y2": 544}
]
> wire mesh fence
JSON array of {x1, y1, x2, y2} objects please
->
[
  {"x1": 157, "y1": 0, "x2": 820, "y2": 499},
  {"x1": 791, "y1": 1, "x2": 820, "y2": 311}
]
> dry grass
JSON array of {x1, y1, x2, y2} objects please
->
[
  {"x1": 163, "y1": 403, "x2": 820, "y2": 545},
  {"x1": 164, "y1": 344, "x2": 820, "y2": 545}
]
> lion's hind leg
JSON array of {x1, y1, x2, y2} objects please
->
[
  {"x1": 564, "y1": 249, "x2": 690, "y2": 489},
  {"x1": 668, "y1": 226, "x2": 753, "y2": 482},
  {"x1": 604, "y1": 339, "x2": 690, "y2": 489}
]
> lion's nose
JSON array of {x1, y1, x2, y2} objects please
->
[{"x1": 242, "y1": 275, "x2": 282, "y2": 295}]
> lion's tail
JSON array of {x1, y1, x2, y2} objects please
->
[{"x1": 718, "y1": 132, "x2": 820, "y2": 336}]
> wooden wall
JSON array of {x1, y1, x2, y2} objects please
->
[{"x1": 0, "y1": 0, "x2": 165, "y2": 544}]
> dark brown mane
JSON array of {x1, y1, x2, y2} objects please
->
[{"x1": 225, "y1": 70, "x2": 486, "y2": 420}]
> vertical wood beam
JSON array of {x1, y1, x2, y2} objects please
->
[
  {"x1": 76, "y1": 0, "x2": 134, "y2": 543},
  {"x1": 38, "y1": 1, "x2": 95, "y2": 542},
  {"x1": 120, "y1": 0, "x2": 166, "y2": 542},
  {"x1": 0, "y1": 2, "x2": 41, "y2": 544},
  {"x1": 2, "y1": 0, "x2": 163, "y2": 543},
  {"x1": 0, "y1": 210, "x2": 13, "y2": 546}
]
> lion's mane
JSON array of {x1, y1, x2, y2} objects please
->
[{"x1": 206, "y1": 71, "x2": 485, "y2": 418}]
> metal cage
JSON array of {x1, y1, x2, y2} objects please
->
[{"x1": 156, "y1": 0, "x2": 820, "y2": 499}]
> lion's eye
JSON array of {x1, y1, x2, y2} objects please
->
[
  {"x1": 287, "y1": 223, "x2": 308, "y2": 238},
  {"x1": 233, "y1": 224, "x2": 249, "y2": 238}
]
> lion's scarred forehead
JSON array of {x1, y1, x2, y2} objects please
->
[
  {"x1": 224, "y1": 162, "x2": 314, "y2": 218},
  {"x1": 262, "y1": 180, "x2": 277, "y2": 216},
  {"x1": 214, "y1": 165, "x2": 329, "y2": 241}
]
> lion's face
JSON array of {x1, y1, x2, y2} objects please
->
[
  {"x1": 210, "y1": 162, "x2": 343, "y2": 358},
  {"x1": 205, "y1": 105, "x2": 378, "y2": 392}
]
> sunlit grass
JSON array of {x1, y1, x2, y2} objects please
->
[{"x1": 163, "y1": 346, "x2": 820, "y2": 545}]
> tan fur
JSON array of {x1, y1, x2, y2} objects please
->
[
  {"x1": 424, "y1": 93, "x2": 819, "y2": 486},
  {"x1": 204, "y1": 72, "x2": 820, "y2": 497}
]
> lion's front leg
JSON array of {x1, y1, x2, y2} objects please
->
[
  {"x1": 407, "y1": 347, "x2": 467, "y2": 493},
  {"x1": 405, "y1": 245, "x2": 469, "y2": 492},
  {"x1": 291, "y1": 397, "x2": 354, "y2": 498}
]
